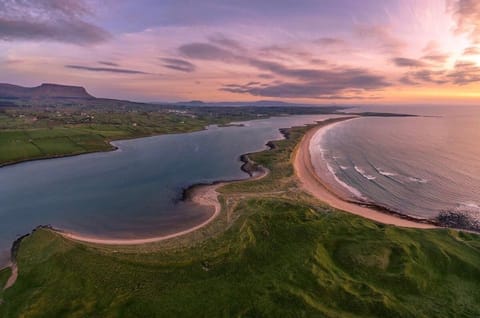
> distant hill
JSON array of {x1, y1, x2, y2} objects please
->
[
  {"x1": 173, "y1": 100, "x2": 320, "y2": 107},
  {"x1": 0, "y1": 83, "x2": 94, "y2": 99}
]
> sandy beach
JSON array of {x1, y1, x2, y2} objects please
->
[
  {"x1": 60, "y1": 165, "x2": 269, "y2": 245},
  {"x1": 60, "y1": 117, "x2": 437, "y2": 247},
  {"x1": 294, "y1": 118, "x2": 437, "y2": 229},
  {"x1": 59, "y1": 182, "x2": 225, "y2": 245}
]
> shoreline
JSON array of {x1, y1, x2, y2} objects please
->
[
  {"x1": 0, "y1": 116, "x2": 289, "y2": 279},
  {"x1": 0, "y1": 144, "x2": 118, "y2": 169},
  {"x1": 58, "y1": 163, "x2": 269, "y2": 245},
  {"x1": 0, "y1": 113, "x2": 341, "y2": 170},
  {"x1": 59, "y1": 134, "x2": 272, "y2": 246},
  {"x1": 58, "y1": 182, "x2": 225, "y2": 245},
  {"x1": 294, "y1": 118, "x2": 438, "y2": 229}
]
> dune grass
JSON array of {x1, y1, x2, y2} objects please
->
[
  {"x1": 1, "y1": 121, "x2": 480, "y2": 317},
  {"x1": 1, "y1": 202, "x2": 479, "y2": 317}
]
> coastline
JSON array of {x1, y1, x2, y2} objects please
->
[
  {"x1": 58, "y1": 163, "x2": 269, "y2": 245},
  {"x1": 294, "y1": 118, "x2": 437, "y2": 229},
  {"x1": 58, "y1": 133, "x2": 271, "y2": 246},
  {"x1": 0, "y1": 116, "x2": 295, "y2": 279},
  {"x1": 0, "y1": 144, "x2": 118, "y2": 169},
  {"x1": 0, "y1": 123, "x2": 213, "y2": 169},
  {"x1": 1, "y1": 115, "x2": 435, "y2": 289},
  {"x1": 58, "y1": 182, "x2": 225, "y2": 245}
]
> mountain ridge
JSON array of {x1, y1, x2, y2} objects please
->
[{"x1": 0, "y1": 83, "x2": 94, "y2": 99}]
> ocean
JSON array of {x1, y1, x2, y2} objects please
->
[{"x1": 314, "y1": 105, "x2": 480, "y2": 225}]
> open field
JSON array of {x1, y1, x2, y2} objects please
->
[{"x1": 1, "y1": 121, "x2": 480, "y2": 317}]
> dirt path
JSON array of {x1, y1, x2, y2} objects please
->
[{"x1": 3, "y1": 263, "x2": 18, "y2": 290}]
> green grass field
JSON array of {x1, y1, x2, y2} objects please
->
[
  {"x1": 0, "y1": 101, "x2": 343, "y2": 166},
  {"x1": 1, "y1": 122, "x2": 480, "y2": 317},
  {"x1": 0, "y1": 112, "x2": 213, "y2": 166},
  {"x1": 0, "y1": 128, "x2": 114, "y2": 165}
]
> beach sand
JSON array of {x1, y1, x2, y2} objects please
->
[
  {"x1": 294, "y1": 119, "x2": 437, "y2": 229},
  {"x1": 59, "y1": 165, "x2": 269, "y2": 245},
  {"x1": 61, "y1": 117, "x2": 436, "y2": 246},
  {"x1": 60, "y1": 183, "x2": 225, "y2": 245}
]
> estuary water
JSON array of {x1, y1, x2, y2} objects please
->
[
  {"x1": 0, "y1": 114, "x2": 340, "y2": 267},
  {"x1": 316, "y1": 106, "x2": 480, "y2": 222}
]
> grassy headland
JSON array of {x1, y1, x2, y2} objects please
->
[{"x1": 1, "y1": 120, "x2": 480, "y2": 317}]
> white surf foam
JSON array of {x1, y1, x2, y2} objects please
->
[
  {"x1": 325, "y1": 161, "x2": 366, "y2": 200},
  {"x1": 408, "y1": 177, "x2": 428, "y2": 184},
  {"x1": 377, "y1": 169, "x2": 398, "y2": 177},
  {"x1": 459, "y1": 202, "x2": 480, "y2": 210},
  {"x1": 309, "y1": 118, "x2": 366, "y2": 200},
  {"x1": 354, "y1": 165, "x2": 377, "y2": 180}
]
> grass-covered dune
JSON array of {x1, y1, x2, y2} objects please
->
[{"x1": 1, "y1": 121, "x2": 480, "y2": 317}]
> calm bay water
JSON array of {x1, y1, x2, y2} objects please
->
[
  {"x1": 316, "y1": 106, "x2": 480, "y2": 221},
  {"x1": 0, "y1": 114, "x2": 340, "y2": 267}
]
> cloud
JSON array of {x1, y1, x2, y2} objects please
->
[
  {"x1": 207, "y1": 33, "x2": 244, "y2": 51},
  {"x1": 399, "y1": 75, "x2": 419, "y2": 86},
  {"x1": 310, "y1": 58, "x2": 328, "y2": 65},
  {"x1": 0, "y1": 0, "x2": 109, "y2": 44},
  {"x1": 160, "y1": 58, "x2": 196, "y2": 72},
  {"x1": 65, "y1": 65, "x2": 149, "y2": 74},
  {"x1": 314, "y1": 37, "x2": 346, "y2": 46},
  {"x1": 354, "y1": 24, "x2": 404, "y2": 54},
  {"x1": 179, "y1": 40, "x2": 390, "y2": 98},
  {"x1": 258, "y1": 45, "x2": 312, "y2": 61},
  {"x1": 221, "y1": 81, "x2": 382, "y2": 99},
  {"x1": 221, "y1": 66, "x2": 390, "y2": 98},
  {"x1": 463, "y1": 46, "x2": 480, "y2": 55},
  {"x1": 399, "y1": 59, "x2": 480, "y2": 86},
  {"x1": 422, "y1": 54, "x2": 449, "y2": 63},
  {"x1": 258, "y1": 73, "x2": 275, "y2": 79},
  {"x1": 392, "y1": 57, "x2": 426, "y2": 67},
  {"x1": 450, "y1": 0, "x2": 480, "y2": 44},
  {"x1": 410, "y1": 70, "x2": 449, "y2": 84},
  {"x1": 98, "y1": 61, "x2": 120, "y2": 67},
  {"x1": 447, "y1": 60, "x2": 480, "y2": 84},
  {"x1": 178, "y1": 43, "x2": 237, "y2": 61}
]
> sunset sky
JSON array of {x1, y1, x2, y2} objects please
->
[{"x1": 2, "y1": 0, "x2": 480, "y2": 104}]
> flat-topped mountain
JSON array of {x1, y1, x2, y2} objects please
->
[{"x1": 0, "y1": 83, "x2": 94, "y2": 99}]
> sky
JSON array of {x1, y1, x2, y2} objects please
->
[{"x1": 1, "y1": 0, "x2": 480, "y2": 104}]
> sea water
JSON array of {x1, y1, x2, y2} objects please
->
[{"x1": 316, "y1": 106, "x2": 480, "y2": 222}]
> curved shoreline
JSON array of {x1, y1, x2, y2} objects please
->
[
  {"x1": 294, "y1": 118, "x2": 437, "y2": 229},
  {"x1": 0, "y1": 116, "x2": 298, "y2": 278},
  {"x1": 58, "y1": 182, "x2": 225, "y2": 245},
  {"x1": 58, "y1": 164, "x2": 269, "y2": 245}
]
